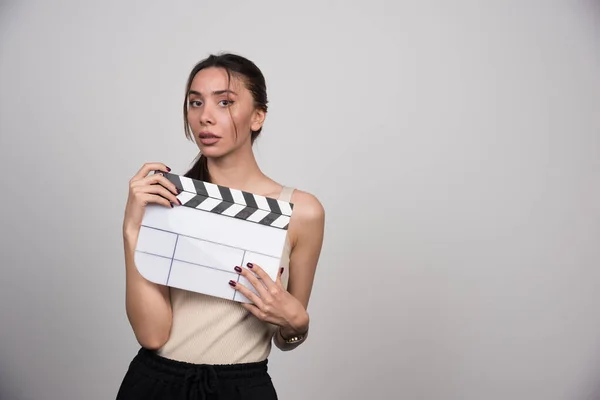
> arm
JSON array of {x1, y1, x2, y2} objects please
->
[
  {"x1": 122, "y1": 163, "x2": 179, "y2": 349},
  {"x1": 227, "y1": 189, "x2": 325, "y2": 351},
  {"x1": 123, "y1": 229, "x2": 173, "y2": 349},
  {"x1": 273, "y1": 191, "x2": 325, "y2": 351}
]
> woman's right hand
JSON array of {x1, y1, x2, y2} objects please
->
[{"x1": 122, "y1": 162, "x2": 181, "y2": 238}]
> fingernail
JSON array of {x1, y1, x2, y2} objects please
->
[
  {"x1": 170, "y1": 202, "x2": 174, "y2": 208},
  {"x1": 229, "y1": 280, "x2": 236, "y2": 286},
  {"x1": 166, "y1": 166, "x2": 171, "y2": 172},
  {"x1": 247, "y1": 263, "x2": 253, "y2": 268},
  {"x1": 234, "y1": 266, "x2": 242, "y2": 273},
  {"x1": 177, "y1": 198, "x2": 182, "y2": 205},
  {"x1": 280, "y1": 268, "x2": 284, "y2": 275}
]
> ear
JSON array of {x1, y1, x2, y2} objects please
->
[{"x1": 250, "y1": 108, "x2": 266, "y2": 132}]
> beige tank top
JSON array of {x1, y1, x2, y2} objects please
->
[{"x1": 156, "y1": 186, "x2": 295, "y2": 365}]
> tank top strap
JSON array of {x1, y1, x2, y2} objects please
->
[{"x1": 278, "y1": 185, "x2": 295, "y2": 203}]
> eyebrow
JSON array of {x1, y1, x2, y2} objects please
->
[{"x1": 188, "y1": 89, "x2": 237, "y2": 97}]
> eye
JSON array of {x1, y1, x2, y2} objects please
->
[
  {"x1": 188, "y1": 100, "x2": 202, "y2": 107},
  {"x1": 219, "y1": 99, "x2": 234, "y2": 107}
]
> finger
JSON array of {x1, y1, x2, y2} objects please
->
[
  {"x1": 235, "y1": 264, "x2": 268, "y2": 297},
  {"x1": 137, "y1": 184, "x2": 181, "y2": 206},
  {"x1": 131, "y1": 172, "x2": 181, "y2": 194},
  {"x1": 131, "y1": 174, "x2": 181, "y2": 205},
  {"x1": 150, "y1": 172, "x2": 180, "y2": 195},
  {"x1": 229, "y1": 279, "x2": 264, "y2": 308},
  {"x1": 131, "y1": 162, "x2": 171, "y2": 182},
  {"x1": 141, "y1": 193, "x2": 174, "y2": 208},
  {"x1": 275, "y1": 267, "x2": 284, "y2": 287},
  {"x1": 132, "y1": 173, "x2": 180, "y2": 196},
  {"x1": 245, "y1": 263, "x2": 276, "y2": 289}
]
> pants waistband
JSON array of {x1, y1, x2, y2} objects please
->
[
  {"x1": 133, "y1": 347, "x2": 269, "y2": 380},
  {"x1": 131, "y1": 348, "x2": 271, "y2": 400}
]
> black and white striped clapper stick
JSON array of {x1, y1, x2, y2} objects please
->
[{"x1": 157, "y1": 171, "x2": 293, "y2": 230}]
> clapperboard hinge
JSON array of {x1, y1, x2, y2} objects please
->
[{"x1": 155, "y1": 171, "x2": 293, "y2": 230}]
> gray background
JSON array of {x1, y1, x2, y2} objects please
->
[{"x1": 1, "y1": 1, "x2": 600, "y2": 399}]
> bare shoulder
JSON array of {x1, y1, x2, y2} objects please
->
[
  {"x1": 290, "y1": 189, "x2": 325, "y2": 220},
  {"x1": 283, "y1": 188, "x2": 325, "y2": 309},
  {"x1": 287, "y1": 189, "x2": 325, "y2": 246}
]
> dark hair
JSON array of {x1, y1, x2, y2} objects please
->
[{"x1": 182, "y1": 53, "x2": 269, "y2": 182}]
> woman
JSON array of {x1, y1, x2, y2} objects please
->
[{"x1": 117, "y1": 53, "x2": 325, "y2": 399}]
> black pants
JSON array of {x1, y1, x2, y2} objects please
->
[{"x1": 116, "y1": 348, "x2": 278, "y2": 400}]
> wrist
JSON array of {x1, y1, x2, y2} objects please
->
[
  {"x1": 280, "y1": 311, "x2": 309, "y2": 338},
  {"x1": 123, "y1": 225, "x2": 139, "y2": 242}
]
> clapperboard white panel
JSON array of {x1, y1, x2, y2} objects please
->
[{"x1": 134, "y1": 171, "x2": 293, "y2": 303}]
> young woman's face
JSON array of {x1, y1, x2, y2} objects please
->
[{"x1": 186, "y1": 67, "x2": 264, "y2": 159}]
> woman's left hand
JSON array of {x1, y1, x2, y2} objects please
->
[{"x1": 230, "y1": 263, "x2": 308, "y2": 333}]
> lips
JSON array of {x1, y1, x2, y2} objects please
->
[
  {"x1": 198, "y1": 131, "x2": 221, "y2": 145},
  {"x1": 198, "y1": 131, "x2": 220, "y2": 139}
]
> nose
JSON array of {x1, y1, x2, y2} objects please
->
[{"x1": 198, "y1": 103, "x2": 215, "y2": 126}]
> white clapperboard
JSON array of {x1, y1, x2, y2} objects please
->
[{"x1": 134, "y1": 171, "x2": 293, "y2": 303}]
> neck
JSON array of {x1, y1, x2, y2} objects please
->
[{"x1": 206, "y1": 145, "x2": 266, "y2": 192}]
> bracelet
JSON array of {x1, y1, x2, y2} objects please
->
[{"x1": 279, "y1": 327, "x2": 308, "y2": 344}]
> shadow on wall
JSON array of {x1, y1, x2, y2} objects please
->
[
  {"x1": 0, "y1": 367, "x2": 18, "y2": 400},
  {"x1": 587, "y1": 378, "x2": 600, "y2": 400},
  {"x1": 587, "y1": 0, "x2": 600, "y2": 26},
  {"x1": 0, "y1": 357, "x2": 33, "y2": 400},
  {"x1": 580, "y1": 355, "x2": 600, "y2": 400}
]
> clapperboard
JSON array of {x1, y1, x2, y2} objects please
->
[{"x1": 134, "y1": 171, "x2": 293, "y2": 303}]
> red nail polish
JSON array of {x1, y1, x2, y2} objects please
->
[
  {"x1": 280, "y1": 268, "x2": 284, "y2": 275},
  {"x1": 234, "y1": 266, "x2": 242, "y2": 273},
  {"x1": 247, "y1": 263, "x2": 253, "y2": 268},
  {"x1": 229, "y1": 280, "x2": 236, "y2": 286},
  {"x1": 166, "y1": 166, "x2": 171, "y2": 172}
]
